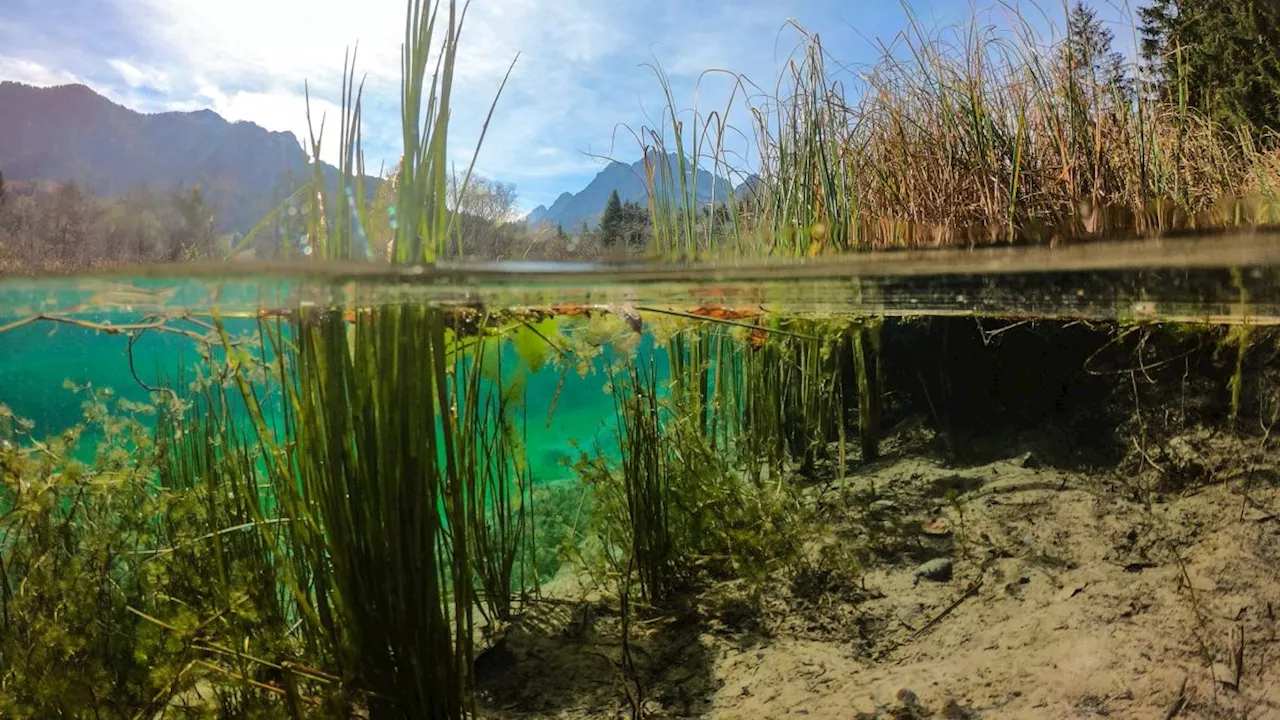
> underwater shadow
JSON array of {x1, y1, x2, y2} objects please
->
[
  {"x1": 877, "y1": 315, "x2": 1241, "y2": 472},
  {"x1": 473, "y1": 598, "x2": 721, "y2": 718}
]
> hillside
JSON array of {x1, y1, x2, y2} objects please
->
[
  {"x1": 0, "y1": 81, "x2": 357, "y2": 233},
  {"x1": 526, "y1": 153, "x2": 746, "y2": 231}
]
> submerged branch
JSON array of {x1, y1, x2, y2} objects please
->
[{"x1": 635, "y1": 305, "x2": 817, "y2": 340}]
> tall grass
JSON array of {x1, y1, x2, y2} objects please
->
[
  {"x1": 217, "y1": 307, "x2": 477, "y2": 718},
  {"x1": 236, "y1": 0, "x2": 517, "y2": 264},
  {"x1": 199, "y1": 307, "x2": 538, "y2": 717},
  {"x1": 637, "y1": 5, "x2": 1280, "y2": 258},
  {"x1": 739, "y1": 320, "x2": 851, "y2": 472},
  {"x1": 207, "y1": 0, "x2": 529, "y2": 715},
  {"x1": 609, "y1": 354, "x2": 678, "y2": 603},
  {"x1": 593, "y1": 321, "x2": 846, "y2": 601},
  {"x1": 456, "y1": 335, "x2": 535, "y2": 624},
  {"x1": 627, "y1": 63, "x2": 754, "y2": 258},
  {"x1": 154, "y1": 383, "x2": 323, "y2": 714}
]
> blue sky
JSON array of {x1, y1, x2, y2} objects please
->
[{"x1": 0, "y1": 0, "x2": 1138, "y2": 215}]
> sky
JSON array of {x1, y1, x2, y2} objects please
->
[{"x1": 0, "y1": 0, "x2": 1139, "y2": 215}]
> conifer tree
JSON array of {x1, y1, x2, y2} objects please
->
[
  {"x1": 1140, "y1": 0, "x2": 1280, "y2": 131},
  {"x1": 1064, "y1": 1, "x2": 1131, "y2": 105},
  {"x1": 599, "y1": 189, "x2": 624, "y2": 245}
]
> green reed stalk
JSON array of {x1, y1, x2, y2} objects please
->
[
  {"x1": 456, "y1": 336, "x2": 534, "y2": 623},
  {"x1": 211, "y1": 0, "x2": 520, "y2": 710},
  {"x1": 215, "y1": 306, "x2": 473, "y2": 719},
  {"x1": 154, "y1": 386, "x2": 314, "y2": 712},
  {"x1": 155, "y1": 390, "x2": 285, "y2": 624},
  {"x1": 611, "y1": 355, "x2": 677, "y2": 603},
  {"x1": 632, "y1": 62, "x2": 748, "y2": 258},
  {"x1": 850, "y1": 321, "x2": 883, "y2": 462},
  {"x1": 667, "y1": 327, "x2": 711, "y2": 438},
  {"x1": 284, "y1": 0, "x2": 516, "y2": 264},
  {"x1": 740, "y1": 322, "x2": 847, "y2": 472}
]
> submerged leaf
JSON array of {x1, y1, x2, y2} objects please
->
[{"x1": 510, "y1": 317, "x2": 563, "y2": 374}]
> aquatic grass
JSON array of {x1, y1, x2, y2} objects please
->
[
  {"x1": 194, "y1": 0, "x2": 526, "y2": 714},
  {"x1": 152, "y1": 384, "x2": 320, "y2": 713},
  {"x1": 0, "y1": 388, "x2": 301, "y2": 716},
  {"x1": 591, "y1": 321, "x2": 829, "y2": 602},
  {"x1": 610, "y1": 353, "x2": 677, "y2": 603},
  {"x1": 217, "y1": 306, "x2": 475, "y2": 718},
  {"x1": 455, "y1": 334, "x2": 536, "y2": 624},
  {"x1": 208, "y1": 306, "x2": 543, "y2": 715},
  {"x1": 667, "y1": 325, "x2": 715, "y2": 440},
  {"x1": 849, "y1": 321, "x2": 883, "y2": 462},
  {"x1": 741, "y1": 319, "x2": 850, "y2": 471}
]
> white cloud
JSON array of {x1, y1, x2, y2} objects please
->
[
  {"x1": 100, "y1": 0, "x2": 407, "y2": 164},
  {"x1": 2, "y1": 0, "x2": 900, "y2": 210},
  {"x1": 120, "y1": 0, "x2": 406, "y2": 88},
  {"x1": 98, "y1": 0, "x2": 799, "y2": 207},
  {"x1": 0, "y1": 56, "x2": 84, "y2": 87},
  {"x1": 196, "y1": 85, "x2": 347, "y2": 160},
  {"x1": 106, "y1": 58, "x2": 171, "y2": 91}
]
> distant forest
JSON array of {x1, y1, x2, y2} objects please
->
[
  {"x1": 0, "y1": 167, "x2": 658, "y2": 273},
  {"x1": 0, "y1": 172, "x2": 226, "y2": 272}
]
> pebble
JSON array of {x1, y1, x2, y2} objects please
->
[
  {"x1": 1012, "y1": 451, "x2": 1038, "y2": 469},
  {"x1": 896, "y1": 687, "x2": 921, "y2": 708},
  {"x1": 869, "y1": 499, "x2": 898, "y2": 515},
  {"x1": 913, "y1": 558, "x2": 954, "y2": 585}
]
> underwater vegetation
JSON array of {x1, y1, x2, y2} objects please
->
[
  {"x1": 3, "y1": 295, "x2": 1280, "y2": 717},
  {"x1": 2, "y1": 0, "x2": 1280, "y2": 719}
]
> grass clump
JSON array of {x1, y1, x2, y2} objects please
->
[
  {"x1": 584, "y1": 325, "x2": 814, "y2": 605},
  {"x1": 201, "y1": 0, "x2": 533, "y2": 712},
  {"x1": 202, "y1": 304, "x2": 541, "y2": 718},
  {"x1": 636, "y1": 4, "x2": 1280, "y2": 258},
  {"x1": 219, "y1": 306, "x2": 477, "y2": 718},
  {"x1": 457, "y1": 334, "x2": 537, "y2": 624},
  {"x1": 0, "y1": 385, "x2": 314, "y2": 717},
  {"x1": 610, "y1": 356, "x2": 678, "y2": 602},
  {"x1": 0, "y1": 392, "x2": 173, "y2": 717},
  {"x1": 741, "y1": 319, "x2": 852, "y2": 472}
]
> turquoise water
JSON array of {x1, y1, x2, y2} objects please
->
[
  {"x1": 0, "y1": 308, "x2": 631, "y2": 482},
  {"x1": 2, "y1": 233, "x2": 1277, "y2": 478},
  {"x1": 0, "y1": 230, "x2": 1274, "y2": 712}
]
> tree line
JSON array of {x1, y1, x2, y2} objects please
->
[
  {"x1": 0, "y1": 171, "x2": 226, "y2": 272},
  {"x1": 1057, "y1": 0, "x2": 1279, "y2": 134},
  {"x1": 1139, "y1": 0, "x2": 1280, "y2": 133}
]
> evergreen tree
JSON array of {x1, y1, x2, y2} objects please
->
[
  {"x1": 599, "y1": 189, "x2": 624, "y2": 245},
  {"x1": 0, "y1": 170, "x2": 7, "y2": 208},
  {"x1": 1064, "y1": 1, "x2": 1131, "y2": 105},
  {"x1": 1138, "y1": 0, "x2": 1178, "y2": 80},
  {"x1": 1140, "y1": 0, "x2": 1280, "y2": 131},
  {"x1": 617, "y1": 200, "x2": 651, "y2": 247},
  {"x1": 171, "y1": 183, "x2": 217, "y2": 260}
]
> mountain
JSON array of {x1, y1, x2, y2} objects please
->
[
  {"x1": 526, "y1": 152, "x2": 742, "y2": 231},
  {"x1": 0, "y1": 81, "x2": 360, "y2": 233}
]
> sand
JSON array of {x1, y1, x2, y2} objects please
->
[{"x1": 478, "y1": 429, "x2": 1280, "y2": 719}]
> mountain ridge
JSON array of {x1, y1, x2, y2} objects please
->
[
  {"x1": 0, "y1": 81, "x2": 759, "y2": 242},
  {"x1": 526, "y1": 153, "x2": 749, "y2": 231},
  {"x1": 0, "y1": 81, "x2": 355, "y2": 234}
]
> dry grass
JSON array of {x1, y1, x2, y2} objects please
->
[{"x1": 639, "y1": 6, "x2": 1280, "y2": 258}]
